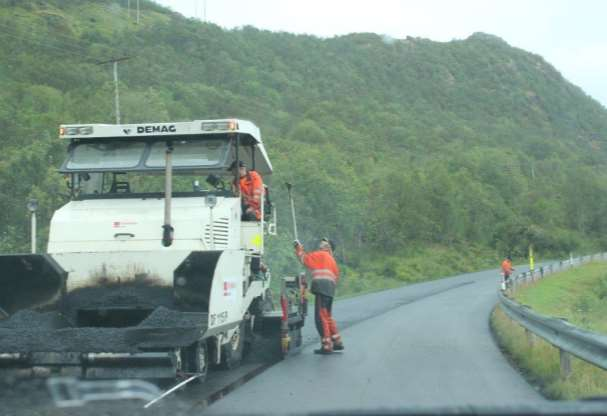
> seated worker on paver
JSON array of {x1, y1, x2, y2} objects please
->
[
  {"x1": 230, "y1": 160, "x2": 263, "y2": 221},
  {"x1": 231, "y1": 160, "x2": 266, "y2": 280}
]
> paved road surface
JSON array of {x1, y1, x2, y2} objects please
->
[{"x1": 204, "y1": 267, "x2": 544, "y2": 414}]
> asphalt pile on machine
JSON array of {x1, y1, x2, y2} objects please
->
[
  {"x1": 0, "y1": 308, "x2": 205, "y2": 353},
  {"x1": 63, "y1": 284, "x2": 175, "y2": 312},
  {"x1": 138, "y1": 306, "x2": 206, "y2": 328},
  {"x1": 0, "y1": 310, "x2": 70, "y2": 330}
]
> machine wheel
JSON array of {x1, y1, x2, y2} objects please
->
[
  {"x1": 243, "y1": 314, "x2": 256, "y2": 356},
  {"x1": 221, "y1": 321, "x2": 246, "y2": 370},
  {"x1": 181, "y1": 340, "x2": 208, "y2": 381}
]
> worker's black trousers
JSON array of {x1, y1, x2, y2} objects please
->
[{"x1": 314, "y1": 294, "x2": 336, "y2": 339}]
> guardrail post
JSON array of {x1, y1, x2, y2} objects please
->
[
  {"x1": 525, "y1": 328, "x2": 535, "y2": 348},
  {"x1": 560, "y1": 349, "x2": 572, "y2": 380}
]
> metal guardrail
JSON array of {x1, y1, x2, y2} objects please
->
[
  {"x1": 498, "y1": 253, "x2": 607, "y2": 378},
  {"x1": 506, "y1": 252, "x2": 607, "y2": 293}
]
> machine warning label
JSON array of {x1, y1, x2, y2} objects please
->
[
  {"x1": 223, "y1": 281, "x2": 237, "y2": 297},
  {"x1": 210, "y1": 311, "x2": 228, "y2": 326},
  {"x1": 112, "y1": 221, "x2": 137, "y2": 228}
]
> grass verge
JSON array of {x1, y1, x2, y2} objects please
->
[
  {"x1": 514, "y1": 261, "x2": 607, "y2": 333},
  {"x1": 491, "y1": 306, "x2": 607, "y2": 399}
]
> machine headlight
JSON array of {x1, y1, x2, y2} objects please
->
[{"x1": 201, "y1": 120, "x2": 238, "y2": 132}]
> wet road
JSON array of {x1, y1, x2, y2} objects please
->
[
  {"x1": 0, "y1": 266, "x2": 546, "y2": 415},
  {"x1": 203, "y1": 267, "x2": 544, "y2": 414}
]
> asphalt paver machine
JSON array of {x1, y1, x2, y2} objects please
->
[{"x1": 0, "y1": 119, "x2": 306, "y2": 380}]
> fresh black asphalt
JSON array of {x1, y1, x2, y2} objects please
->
[{"x1": 204, "y1": 267, "x2": 544, "y2": 414}]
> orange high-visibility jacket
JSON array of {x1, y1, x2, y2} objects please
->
[
  {"x1": 295, "y1": 246, "x2": 340, "y2": 284},
  {"x1": 238, "y1": 171, "x2": 263, "y2": 219},
  {"x1": 501, "y1": 259, "x2": 513, "y2": 275}
]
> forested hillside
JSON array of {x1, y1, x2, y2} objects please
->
[{"x1": 2, "y1": 0, "x2": 607, "y2": 293}]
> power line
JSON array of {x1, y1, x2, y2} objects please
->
[
  {"x1": 0, "y1": 22, "x2": 95, "y2": 56},
  {"x1": 0, "y1": 28, "x2": 100, "y2": 63},
  {"x1": 0, "y1": 8, "x2": 132, "y2": 61},
  {"x1": 96, "y1": 56, "x2": 131, "y2": 66},
  {"x1": 4, "y1": 14, "x2": 111, "y2": 51},
  {"x1": 0, "y1": 14, "x2": 135, "y2": 65},
  {"x1": 7, "y1": 0, "x2": 141, "y2": 47}
]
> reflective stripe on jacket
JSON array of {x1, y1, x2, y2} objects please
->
[{"x1": 295, "y1": 247, "x2": 340, "y2": 283}]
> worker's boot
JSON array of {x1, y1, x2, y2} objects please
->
[
  {"x1": 331, "y1": 334, "x2": 344, "y2": 351},
  {"x1": 314, "y1": 337, "x2": 333, "y2": 355}
]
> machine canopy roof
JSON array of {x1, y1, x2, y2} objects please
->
[{"x1": 58, "y1": 119, "x2": 273, "y2": 175}]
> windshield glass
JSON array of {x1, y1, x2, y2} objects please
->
[
  {"x1": 75, "y1": 171, "x2": 234, "y2": 196},
  {"x1": 4, "y1": 0, "x2": 607, "y2": 413},
  {"x1": 66, "y1": 141, "x2": 145, "y2": 170},
  {"x1": 145, "y1": 139, "x2": 229, "y2": 168}
]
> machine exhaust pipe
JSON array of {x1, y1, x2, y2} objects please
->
[
  {"x1": 162, "y1": 142, "x2": 174, "y2": 247},
  {"x1": 0, "y1": 254, "x2": 66, "y2": 315}
]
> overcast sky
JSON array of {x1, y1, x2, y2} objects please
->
[{"x1": 153, "y1": 0, "x2": 607, "y2": 107}]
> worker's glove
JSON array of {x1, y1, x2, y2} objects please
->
[{"x1": 293, "y1": 239, "x2": 302, "y2": 248}]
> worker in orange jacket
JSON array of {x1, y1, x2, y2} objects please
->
[
  {"x1": 230, "y1": 160, "x2": 263, "y2": 221},
  {"x1": 294, "y1": 238, "x2": 344, "y2": 354},
  {"x1": 501, "y1": 256, "x2": 514, "y2": 283}
]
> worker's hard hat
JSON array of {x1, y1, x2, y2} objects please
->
[{"x1": 319, "y1": 238, "x2": 335, "y2": 251}]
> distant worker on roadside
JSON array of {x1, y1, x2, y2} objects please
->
[
  {"x1": 501, "y1": 255, "x2": 514, "y2": 287},
  {"x1": 230, "y1": 160, "x2": 263, "y2": 221},
  {"x1": 294, "y1": 238, "x2": 344, "y2": 354}
]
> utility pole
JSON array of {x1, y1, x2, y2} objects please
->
[
  {"x1": 136, "y1": 0, "x2": 140, "y2": 24},
  {"x1": 203, "y1": 0, "x2": 207, "y2": 21},
  {"x1": 127, "y1": 0, "x2": 130, "y2": 18},
  {"x1": 97, "y1": 56, "x2": 131, "y2": 124},
  {"x1": 113, "y1": 61, "x2": 120, "y2": 123}
]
